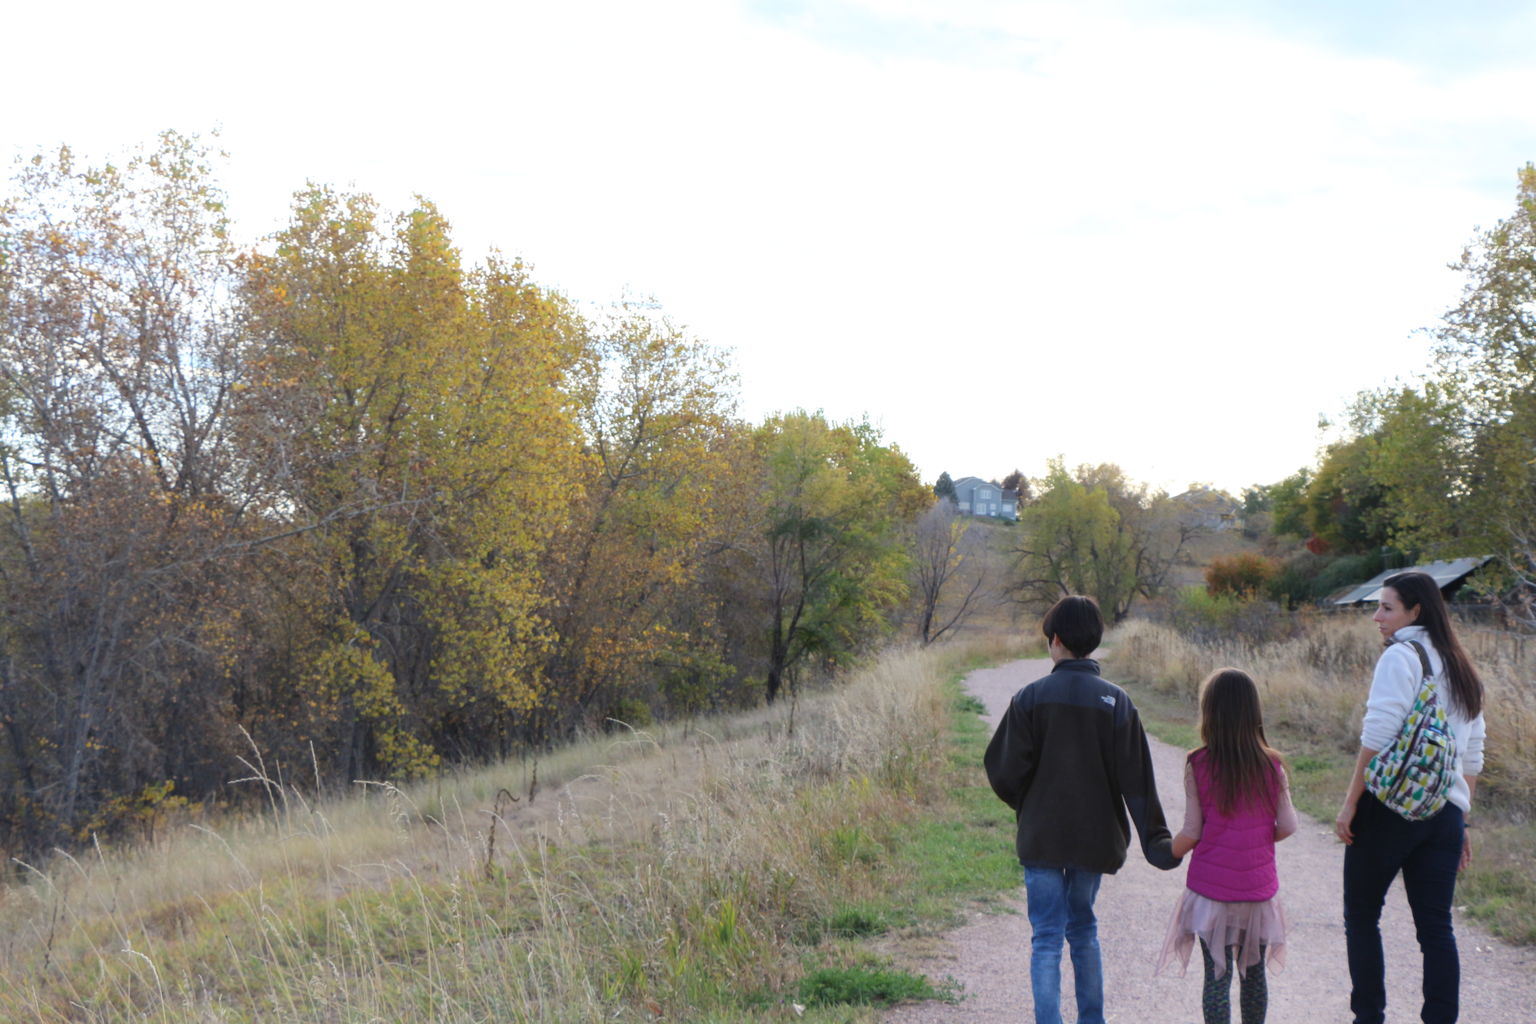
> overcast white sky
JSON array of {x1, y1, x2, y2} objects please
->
[{"x1": 7, "y1": 0, "x2": 1536, "y2": 495}]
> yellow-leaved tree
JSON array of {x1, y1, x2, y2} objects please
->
[
  {"x1": 537, "y1": 304, "x2": 740, "y2": 735},
  {"x1": 241, "y1": 187, "x2": 585, "y2": 777}
]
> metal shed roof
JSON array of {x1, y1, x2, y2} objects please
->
[{"x1": 1328, "y1": 556, "x2": 1494, "y2": 606}]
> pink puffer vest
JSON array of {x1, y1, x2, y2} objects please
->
[{"x1": 1186, "y1": 749, "x2": 1281, "y2": 902}]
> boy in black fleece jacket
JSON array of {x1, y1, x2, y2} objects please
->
[{"x1": 984, "y1": 595, "x2": 1180, "y2": 1024}]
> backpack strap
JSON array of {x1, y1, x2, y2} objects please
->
[{"x1": 1405, "y1": 640, "x2": 1433, "y2": 680}]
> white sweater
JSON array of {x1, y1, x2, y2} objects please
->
[{"x1": 1360, "y1": 624, "x2": 1486, "y2": 813}]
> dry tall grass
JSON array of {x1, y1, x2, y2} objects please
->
[
  {"x1": 1109, "y1": 614, "x2": 1536, "y2": 809},
  {"x1": 0, "y1": 634, "x2": 1027, "y2": 1023}
]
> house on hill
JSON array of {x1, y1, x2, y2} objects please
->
[
  {"x1": 953, "y1": 476, "x2": 1018, "y2": 520},
  {"x1": 1171, "y1": 486, "x2": 1241, "y2": 531}
]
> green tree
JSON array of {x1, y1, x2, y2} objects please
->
[
  {"x1": 1438, "y1": 164, "x2": 1536, "y2": 412},
  {"x1": 933, "y1": 470, "x2": 956, "y2": 504},
  {"x1": 1347, "y1": 166, "x2": 1536, "y2": 619},
  {"x1": 1001, "y1": 468, "x2": 1032, "y2": 503},
  {"x1": 754, "y1": 413, "x2": 926, "y2": 703},
  {"x1": 1267, "y1": 469, "x2": 1313, "y2": 539},
  {"x1": 1241, "y1": 485, "x2": 1272, "y2": 515},
  {"x1": 1011, "y1": 460, "x2": 1188, "y2": 621},
  {"x1": 1430, "y1": 164, "x2": 1536, "y2": 615},
  {"x1": 1012, "y1": 460, "x2": 1135, "y2": 619},
  {"x1": 1302, "y1": 436, "x2": 1392, "y2": 555},
  {"x1": 1348, "y1": 383, "x2": 1470, "y2": 550}
]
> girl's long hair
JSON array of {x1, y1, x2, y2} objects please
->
[
  {"x1": 1198, "y1": 668, "x2": 1285, "y2": 816},
  {"x1": 1382, "y1": 571, "x2": 1484, "y2": 719}
]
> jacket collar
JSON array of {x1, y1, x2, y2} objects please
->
[
  {"x1": 1055, "y1": 657, "x2": 1101, "y2": 675},
  {"x1": 1391, "y1": 624, "x2": 1429, "y2": 644}
]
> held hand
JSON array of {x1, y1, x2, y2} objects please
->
[
  {"x1": 1335, "y1": 802, "x2": 1357, "y2": 845},
  {"x1": 1460, "y1": 831, "x2": 1472, "y2": 872},
  {"x1": 1148, "y1": 836, "x2": 1182, "y2": 871}
]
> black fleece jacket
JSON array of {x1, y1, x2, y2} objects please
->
[{"x1": 984, "y1": 658, "x2": 1180, "y2": 874}]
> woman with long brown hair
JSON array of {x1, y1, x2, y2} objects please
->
[{"x1": 1334, "y1": 571, "x2": 1487, "y2": 1024}]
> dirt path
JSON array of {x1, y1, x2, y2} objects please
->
[{"x1": 884, "y1": 658, "x2": 1536, "y2": 1023}]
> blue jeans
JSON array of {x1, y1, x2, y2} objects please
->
[
  {"x1": 1024, "y1": 866, "x2": 1105, "y2": 1024},
  {"x1": 1343, "y1": 792, "x2": 1464, "y2": 1024}
]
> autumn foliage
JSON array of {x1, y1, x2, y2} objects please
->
[
  {"x1": 0, "y1": 135, "x2": 926, "y2": 853},
  {"x1": 1204, "y1": 552, "x2": 1280, "y2": 598}
]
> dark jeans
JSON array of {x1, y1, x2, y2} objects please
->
[{"x1": 1342, "y1": 791, "x2": 1464, "y2": 1024}]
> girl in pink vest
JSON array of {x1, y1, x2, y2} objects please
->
[{"x1": 1156, "y1": 668, "x2": 1298, "y2": 1024}]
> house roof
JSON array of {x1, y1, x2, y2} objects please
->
[
  {"x1": 1327, "y1": 556, "x2": 1495, "y2": 606},
  {"x1": 1172, "y1": 487, "x2": 1240, "y2": 513}
]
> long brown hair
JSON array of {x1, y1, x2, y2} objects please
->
[
  {"x1": 1381, "y1": 571, "x2": 1484, "y2": 719},
  {"x1": 1197, "y1": 668, "x2": 1284, "y2": 815}
]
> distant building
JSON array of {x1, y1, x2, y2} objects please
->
[
  {"x1": 952, "y1": 476, "x2": 1018, "y2": 520},
  {"x1": 1171, "y1": 486, "x2": 1241, "y2": 531},
  {"x1": 1328, "y1": 556, "x2": 1495, "y2": 606}
]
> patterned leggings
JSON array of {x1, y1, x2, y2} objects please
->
[{"x1": 1200, "y1": 940, "x2": 1267, "y2": 1024}]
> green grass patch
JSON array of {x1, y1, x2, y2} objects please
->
[
  {"x1": 1269, "y1": 737, "x2": 1358, "y2": 823},
  {"x1": 953, "y1": 693, "x2": 987, "y2": 716},
  {"x1": 824, "y1": 905, "x2": 897, "y2": 938},
  {"x1": 821, "y1": 824, "x2": 884, "y2": 867},
  {"x1": 1115, "y1": 675, "x2": 1197, "y2": 744},
  {"x1": 798, "y1": 964, "x2": 950, "y2": 1006},
  {"x1": 879, "y1": 677, "x2": 1023, "y2": 927},
  {"x1": 798, "y1": 903, "x2": 911, "y2": 945},
  {"x1": 1459, "y1": 821, "x2": 1536, "y2": 944},
  {"x1": 891, "y1": 784, "x2": 1018, "y2": 920}
]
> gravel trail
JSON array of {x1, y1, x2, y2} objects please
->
[{"x1": 882, "y1": 658, "x2": 1536, "y2": 1023}]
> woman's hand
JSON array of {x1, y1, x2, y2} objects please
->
[
  {"x1": 1337, "y1": 748, "x2": 1375, "y2": 846},
  {"x1": 1461, "y1": 783, "x2": 1478, "y2": 873},
  {"x1": 1335, "y1": 800, "x2": 1357, "y2": 845}
]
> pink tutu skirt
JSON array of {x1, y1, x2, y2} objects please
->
[{"x1": 1154, "y1": 889, "x2": 1288, "y2": 979}]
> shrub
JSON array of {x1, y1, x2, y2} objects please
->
[
  {"x1": 1154, "y1": 587, "x2": 1296, "y2": 647},
  {"x1": 1266, "y1": 550, "x2": 1388, "y2": 609},
  {"x1": 1205, "y1": 553, "x2": 1279, "y2": 598},
  {"x1": 1266, "y1": 551, "x2": 1330, "y2": 608},
  {"x1": 1312, "y1": 552, "x2": 1387, "y2": 595}
]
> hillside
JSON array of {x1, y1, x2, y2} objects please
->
[{"x1": 0, "y1": 638, "x2": 1026, "y2": 1022}]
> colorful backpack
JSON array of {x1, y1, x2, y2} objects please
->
[{"x1": 1364, "y1": 641, "x2": 1457, "y2": 821}]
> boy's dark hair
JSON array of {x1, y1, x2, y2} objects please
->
[{"x1": 1041, "y1": 595, "x2": 1103, "y2": 658}]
